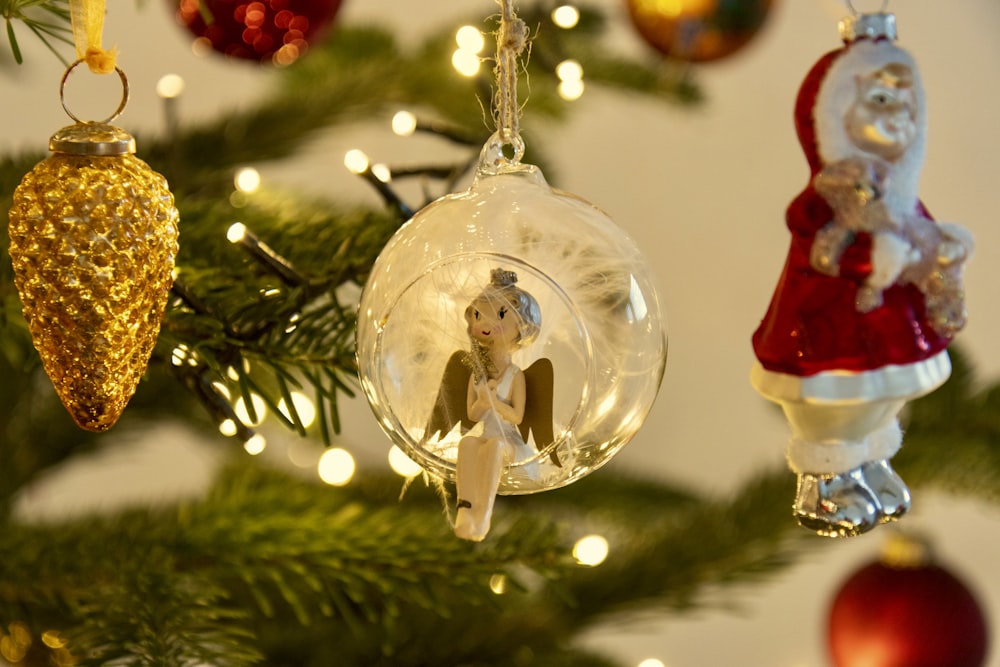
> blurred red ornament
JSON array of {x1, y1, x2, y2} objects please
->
[
  {"x1": 624, "y1": 0, "x2": 773, "y2": 63},
  {"x1": 171, "y1": 0, "x2": 343, "y2": 65},
  {"x1": 828, "y1": 534, "x2": 989, "y2": 667}
]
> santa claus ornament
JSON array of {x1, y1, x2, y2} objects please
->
[
  {"x1": 751, "y1": 8, "x2": 972, "y2": 537},
  {"x1": 357, "y1": 1, "x2": 666, "y2": 541}
]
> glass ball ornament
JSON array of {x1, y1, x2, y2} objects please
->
[
  {"x1": 170, "y1": 0, "x2": 343, "y2": 65},
  {"x1": 357, "y1": 133, "x2": 667, "y2": 495},
  {"x1": 624, "y1": 0, "x2": 774, "y2": 63}
]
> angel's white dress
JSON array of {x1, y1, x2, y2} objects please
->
[{"x1": 476, "y1": 364, "x2": 535, "y2": 466}]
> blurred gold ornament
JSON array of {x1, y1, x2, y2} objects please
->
[
  {"x1": 8, "y1": 66, "x2": 179, "y2": 431},
  {"x1": 624, "y1": 0, "x2": 774, "y2": 63}
]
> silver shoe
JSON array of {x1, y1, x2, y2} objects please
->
[
  {"x1": 861, "y1": 459, "x2": 911, "y2": 523},
  {"x1": 793, "y1": 467, "x2": 880, "y2": 538}
]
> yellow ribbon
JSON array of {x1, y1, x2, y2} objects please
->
[{"x1": 69, "y1": 0, "x2": 118, "y2": 73}]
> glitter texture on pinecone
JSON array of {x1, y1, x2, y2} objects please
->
[{"x1": 8, "y1": 122, "x2": 179, "y2": 432}]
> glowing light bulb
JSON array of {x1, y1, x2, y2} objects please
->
[
  {"x1": 219, "y1": 419, "x2": 238, "y2": 437},
  {"x1": 170, "y1": 345, "x2": 189, "y2": 367},
  {"x1": 489, "y1": 573, "x2": 508, "y2": 594},
  {"x1": 388, "y1": 445, "x2": 422, "y2": 477},
  {"x1": 234, "y1": 167, "x2": 261, "y2": 193},
  {"x1": 235, "y1": 394, "x2": 267, "y2": 426},
  {"x1": 638, "y1": 660, "x2": 665, "y2": 667},
  {"x1": 226, "y1": 222, "x2": 247, "y2": 243},
  {"x1": 573, "y1": 534, "x2": 609, "y2": 566},
  {"x1": 451, "y1": 49, "x2": 481, "y2": 77},
  {"x1": 392, "y1": 110, "x2": 417, "y2": 136},
  {"x1": 156, "y1": 73, "x2": 185, "y2": 98},
  {"x1": 455, "y1": 25, "x2": 485, "y2": 53},
  {"x1": 318, "y1": 447, "x2": 356, "y2": 486},
  {"x1": 278, "y1": 391, "x2": 316, "y2": 428},
  {"x1": 244, "y1": 434, "x2": 267, "y2": 455},
  {"x1": 371, "y1": 163, "x2": 392, "y2": 183},
  {"x1": 556, "y1": 59, "x2": 583, "y2": 82},
  {"x1": 551, "y1": 5, "x2": 580, "y2": 29},
  {"x1": 344, "y1": 149, "x2": 370, "y2": 174},
  {"x1": 556, "y1": 59, "x2": 585, "y2": 100},
  {"x1": 559, "y1": 79, "x2": 585, "y2": 101}
]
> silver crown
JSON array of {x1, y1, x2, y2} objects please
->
[{"x1": 839, "y1": 12, "x2": 897, "y2": 42}]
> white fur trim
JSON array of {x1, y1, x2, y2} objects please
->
[
  {"x1": 868, "y1": 420, "x2": 903, "y2": 460},
  {"x1": 787, "y1": 435, "x2": 869, "y2": 474},
  {"x1": 750, "y1": 350, "x2": 950, "y2": 404},
  {"x1": 813, "y1": 40, "x2": 926, "y2": 217}
]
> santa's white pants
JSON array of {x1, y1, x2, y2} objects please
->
[{"x1": 750, "y1": 351, "x2": 951, "y2": 475}]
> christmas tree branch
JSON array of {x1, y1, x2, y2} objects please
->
[{"x1": 2, "y1": 352, "x2": 999, "y2": 667}]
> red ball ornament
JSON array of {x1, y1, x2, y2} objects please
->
[
  {"x1": 171, "y1": 0, "x2": 343, "y2": 65},
  {"x1": 624, "y1": 0, "x2": 774, "y2": 63},
  {"x1": 828, "y1": 535, "x2": 989, "y2": 667}
]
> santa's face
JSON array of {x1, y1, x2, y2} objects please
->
[{"x1": 844, "y1": 63, "x2": 917, "y2": 162}]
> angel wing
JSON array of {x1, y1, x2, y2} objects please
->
[
  {"x1": 519, "y1": 358, "x2": 560, "y2": 466},
  {"x1": 423, "y1": 351, "x2": 475, "y2": 443}
]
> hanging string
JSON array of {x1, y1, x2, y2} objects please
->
[
  {"x1": 69, "y1": 0, "x2": 118, "y2": 74},
  {"x1": 493, "y1": 0, "x2": 527, "y2": 144}
]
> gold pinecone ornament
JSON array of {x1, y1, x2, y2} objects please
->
[{"x1": 8, "y1": 121, "x2": 179, "y2": 431}]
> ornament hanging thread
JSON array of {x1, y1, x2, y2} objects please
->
[
  {"x1": 357, "y1": 0, "x2": 667, "y2": 541},
  {"x1": 7, "y1": 1, "x2": 179, "y2": 431}
]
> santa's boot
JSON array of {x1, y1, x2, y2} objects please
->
[
  {"x1": 787, "y1": 435, "x2": 879, "y2": 537},
  {"x1": 793, "y1": 467, "x2": 880, "y2": 537},
  {"x1": 861, "y1": 420, "x2": 911, "y2": 523}
]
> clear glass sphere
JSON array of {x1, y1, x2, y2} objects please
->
[{"x1": 357, "y1": 136, "x2": 667, "y2": 494}]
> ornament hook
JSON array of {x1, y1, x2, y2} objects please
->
[
  {"x1": 59, "y1": 58, "x2": 130, "y2": 124},
  {"x1": 845, "y1": 0, "x2": 890, "y2": 16}
]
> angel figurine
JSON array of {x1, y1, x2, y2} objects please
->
[{"x1": 424, "y1": 268, "x2": 555, "y2": 541}]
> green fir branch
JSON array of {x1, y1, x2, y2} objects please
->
[{"x1": 1, "y1": 0, "x2": 72, "y2": 65}]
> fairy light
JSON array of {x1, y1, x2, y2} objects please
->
[
  {"x1": 218, "y1": 419, "x2": 239, "y2": 437},
  {"x1": 155, "y1": 73, "x2": 185, "y2": 99},
  {"x1": 371, "y1": 163, "x2": 392, "y2": 183},
  {"x1": 287, "y1": 438, "x2": 320, "y2": 468},
  {"x1": 170, "y1": 344, "x2": 189, "y2": 366},
  {"x1": 456, "y1": 25, "x2": 486, "y2": 53},
  {"x1": 226, "y1": 221, "x2": 307, "y2": 287},
  {"x1": 244, "y1": 433, "x2": 267, "y2": 456},
  {"x1": 344, "y1": 149, "x2": 414, "y2": 217},
  {"x1": 556, "y1": 59, "x2": 583, "y2": 82},
  {"x1": 277, "y1": 391, "x2": 317, "y2": 428},
  {"x1": 318, "y1": 447, "x2": 356, "y2": 486},
  {"x1": 388, "y1": 445, "x2": 422, "y2": 477},
  {"x1": 234, "y1": 166, "x2": 261, "y2": 193},
  {"x1": 392, "y1": 110, "x2": 417, "y2": 136},
  {"x1": 556, "y1": 59, "x2": 585, "y2": 101},
  {"x1": 343, "y1": 148, "x2": 370, "y2": 174},
  {"x1": 451, "y1": 25, "x2": 485, "y2": 77},
  {"x1": 156, "y1": 73, "x2": 184, "y2": 145},
  {"x1": 638, "y1": 660, "x2": 666, "y2": 667},
  {"x1": 551, "y1": 4, "x2": 580, "y2": 28},
  {"x1": 234, "y1": 393, "x2": 267, "y2": 426},
  {"x1": 573, "y1": 534, "x2": 609, "y2": 566},
  {"x1": 489, "y1": 573, "x2": 508, "y2": 595}
]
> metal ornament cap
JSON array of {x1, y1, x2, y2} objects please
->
[
  {"x1": 839, "y1": 12, "x2": 897, "y2": 43},
  {"x1": 48, "y1": 122, "x2": 136, "y2": 157}
]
